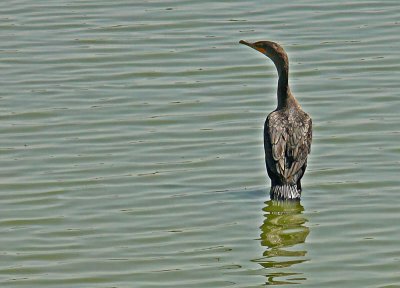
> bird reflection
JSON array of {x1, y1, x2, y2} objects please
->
[{"x1": 254, "y1": 200, "x2": 309, "y2": 285}]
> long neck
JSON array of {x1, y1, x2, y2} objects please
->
[{"x1": 276, "y1": 61, "x2": 295, "y2": 109}]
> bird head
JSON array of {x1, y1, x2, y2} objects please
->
[{"x1": 239, "y1": 40, "x2": 288, "y2": 72}]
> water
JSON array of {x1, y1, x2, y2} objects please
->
[{"x1": 1, "y1": 0, "x2": 400, "y2": 287}]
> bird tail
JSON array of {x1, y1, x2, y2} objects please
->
[{"x1": 270, "y1": 184, "x2": 301, "y2": 200}]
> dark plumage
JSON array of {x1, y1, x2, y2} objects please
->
[{"x1": 239, "y1": 40, "x2": 312, "y2": 200}]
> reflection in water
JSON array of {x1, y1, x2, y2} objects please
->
[{"x1": 254, "y1": 200, "x2": 309, "y2": 285}]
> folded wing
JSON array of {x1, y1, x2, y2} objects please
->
[{"x1": 264, "y1": 111, "x2": 312, "y2": 183}]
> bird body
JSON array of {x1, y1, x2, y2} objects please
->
[{"x1": 240, "y1": 40, "x2": 312, "y2": 200}]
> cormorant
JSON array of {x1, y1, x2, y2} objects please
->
[{"x1": 239, "y1": 40, "x2": 312, "y2": 200}]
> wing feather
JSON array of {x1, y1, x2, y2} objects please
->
[{"x1": 264, "y1": 111, "x2": 312, "y2": 183}]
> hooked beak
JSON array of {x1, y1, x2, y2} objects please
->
[{"x1": 239, "y1": 40, "x2": 267, "y2": 55}]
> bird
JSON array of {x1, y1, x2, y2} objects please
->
[{"x1": 239, "y1": 40, "x2": 312, "y2": 200}]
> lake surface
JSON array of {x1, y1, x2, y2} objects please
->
[{"x1": 1, "y1": 0, "x2": 400, "y2": 287}]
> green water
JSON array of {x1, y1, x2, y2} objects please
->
[{"x1": 1, "y1": 0, "x2": 400, "y2": 287}]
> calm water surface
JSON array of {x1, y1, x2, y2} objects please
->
[{"x1": 1, "y1": 0, "x2": 400, "y2": 287}]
